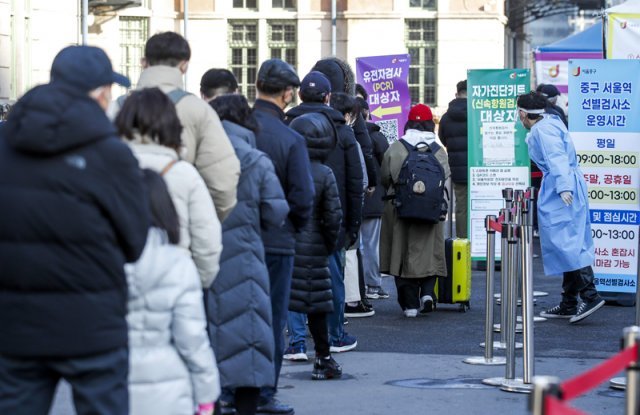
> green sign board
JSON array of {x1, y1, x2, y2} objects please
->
[{"x1": 467, "y1": 69, "x2": 531, "y2": 259}]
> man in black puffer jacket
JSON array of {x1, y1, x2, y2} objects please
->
[
  {"x1": 289, "y1": 112, "x2": 343, "y2": 381},
  {"x1": 439, "y1": 80, "x2": 469, "y2": 238},
  {"x1": 285, "y1": 71, "x2": 363, "y2": 356},
  {"x1": 0, "y1": 46, "x2": 149, "y2": 414}
]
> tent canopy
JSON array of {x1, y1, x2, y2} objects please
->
[
  {"x1": 536, "y1": 21, "x2": 603, "y2": 53},
  {"x1": 607, "y1": 0, "x2": 640, "y2": 14}
]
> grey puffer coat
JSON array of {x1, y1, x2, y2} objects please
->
[
  {"x1": 127, "y1": 228, "x2": 219, "y2": 415},
  {"x1": 288, "y1": 113, "x2": 343, "y2": 314},
  {"x1": 207, "y1": 121, "x2": 289, "y2": 389}
]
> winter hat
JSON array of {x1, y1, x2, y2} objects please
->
[
  {"x1": 51, "y1": 46, "x2": 130, "y2": 91},
  {"x1": 300, "y1": 71, "x2": 332, "y2": 100},
  {"x1": 408, "y1": 104, "x2": 433, "y2": 121},
  {"x1": 257, "y1": 59, "x2": 300, "y2": 89},
  {"x1": 311, "y1": 58, "x2": 355, "y2": 95}
]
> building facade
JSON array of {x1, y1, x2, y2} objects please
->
[{"x1": 1, "y1": 0, "x2": 508, "y2": 112}]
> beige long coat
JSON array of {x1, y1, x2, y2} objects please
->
[{"x1": 379, "y1": 130, "x2": 451, "y2": 279}]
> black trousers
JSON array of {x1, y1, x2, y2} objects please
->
[
  {"x1": 0, "y1": 347, "x2": 128, "y2": 415},
  {"x1": 307, "y1": 312, "x2": 330, "y2": 358},
  {"x1": 394, "y1": 276, "x2": 437, "y2": 310},
  {"x1": 561, "y1": 265, "x2": 600, "y2": 308}
]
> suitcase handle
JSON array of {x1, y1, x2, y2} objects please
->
[{"x1": 457, "y1": 252, "x2": 461, "y2": 260}]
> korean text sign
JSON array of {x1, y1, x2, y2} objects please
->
[
  {"x1": 467, "y1": 69, "x2": 531, "y2": 259},
  {"x1": 356, "y1": 54, "x2": 411, "y2": 142},
  {"x1": 569, "y1": 59, "x2": 640, "y2": 294}
]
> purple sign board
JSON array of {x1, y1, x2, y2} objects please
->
[{"x1": 356, "y1": 54, "x2": 411, "y2": 142}]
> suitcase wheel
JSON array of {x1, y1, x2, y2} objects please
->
[{"x1": 458, "y1": 302, "x2": 470, "y2": 313}]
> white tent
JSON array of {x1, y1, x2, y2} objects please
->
[{"x1": 605, "y1": 0, "x2": 640, "y2": 58}]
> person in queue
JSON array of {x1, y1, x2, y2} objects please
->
[{"x1": 517, "y1": 91, "x2": 604, "y2": 323}]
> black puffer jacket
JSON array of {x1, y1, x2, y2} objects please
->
[
  {"x1": 285, "y1": 102, "x2": 363, "y2": 248},
  {"x1": 312, "y1": 57, "x2": 378, "y2": 186},
  {"x1": 0, "y1": 82, "x2": 149, "y2": 357},
  {"x1": 363, "y1": 122, "x2": 390, "y2": 218},
  {"x1": 438, "y1": 97, "x2": 468, "y2": 184},
  {"x1": 288, "y1": 113, "x2": 342, "y2": 314}
]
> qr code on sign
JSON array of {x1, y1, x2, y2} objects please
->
[{"x1": 376, "y1": 119, "x2": 398, "y2": 143}]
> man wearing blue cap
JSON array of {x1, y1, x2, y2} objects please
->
[{"x1": 0, "y1": 45, "x2": 149, "y2": 414}]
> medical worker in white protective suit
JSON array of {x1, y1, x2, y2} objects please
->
[{"x1": 517, "y1": 91, "x2": 604, "y2": 324}]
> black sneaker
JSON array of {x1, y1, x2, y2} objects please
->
[
  {"x1": 420, "y1": 295, "x2": 435, "y2": 314},
  {"x1": 569, "y1": 299, "x2": 605, "y2": 324},
  {"x1": 311, "y1": 356, "x2": 342, "y2": 380},
  {"x1": 540, "y1": 304, "x2": 577, "y2": 319},
  {"x1": 344, "y1": 301, "x2": 375, "y2": 317}
]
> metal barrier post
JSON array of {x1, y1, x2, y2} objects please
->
[
  {"x1": 503, "y1": 224, "x2": 520, "y2": 383},
  {"x1": 489, "y1": 207, "x2": 522, "y2": 351},
  {"x1": 503, "y1": 211, "x2": 535, "y2": 393},
  {"x1": 527, "y1": 186, "x2": 548, "y2": 298},
  {"x1": 529, "y1": 376, "x2": 561, "y2": 415},
  {"x1": 503, "y1": 187, "x2": 514, "y2": 210},
  {"x1": 624, "y1": 326, "x2": 640, "y2": 415},
  {"x1": 466, "y1": 216, "x2": 505, "y2": 366}
]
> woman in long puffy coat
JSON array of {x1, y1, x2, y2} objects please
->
[
  {"x1": 288, "y1": 112, "x2": 344, "y2": 380},
  {"x1": 208, "y1": 95, "x2": 289, "y2": 415},
  {"x1": 127, "y1": 170, "x2": 219, "y2": 415},
  {"x1": 517, "y1": 92, "x2": 604, "y2": 324}
]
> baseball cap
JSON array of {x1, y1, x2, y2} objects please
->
[
  {"x1": 408, "y1": 104, "x2": 433, "y2": 121},
  {"x1": 536, "y1": 84, "x2": 560, "y2": 98},
  {"x1": 257, "y1": 59, "x2": 300, "y2": 89},
  {"x1": 356, "y1": 96, "x2": 369, "y2": 110},
  {"x1": 300, "y1": 71, "x2": 332, "y2": 99},
  {"x1": 51, "y1": 46, "x2": 130, "y2": 91}
]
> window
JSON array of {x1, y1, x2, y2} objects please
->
[
  {"x1": 229, "y1": 21, "x2": 258, "y2": 101},
  {"x1": 409, "y1": 0, "x2": 436, "y2": 9},
  {"x1": 268, "y1": 21, "x2": 297, "y2": 69},
  {"x1": 233, "y1": 0, "x2": 257, "y2": 8},
  {"x1": 405, "y1": 19, "x2": 437, "y2": 106},
  {"x1": 119, "y1": 16, "x2": 149, "y2": 89},
  {"x1": 272, "y1": 0, "x2": 296, "y2": 8}
]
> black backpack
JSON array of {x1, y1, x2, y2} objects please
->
[{"x1": 393, "y1": 139, "x2": 447, "y2": 224}]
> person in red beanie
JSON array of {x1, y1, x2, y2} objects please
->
[{"x1": 379, "y1": 104, "x2": 451, "y2": 317}]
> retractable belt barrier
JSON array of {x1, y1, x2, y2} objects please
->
[
  {"x1": 530, "y1": 326, "x2": 640, "y2": 415},
  {"x1": 465, "y1": 188, "x2": 538, "y2": 393}
]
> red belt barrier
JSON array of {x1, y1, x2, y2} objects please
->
[
  {"x1": 545, "y1": 396, "x2": 588, "y2": 415},
  {"x1": 560, "y1": 343, "x2": 638, "y2": 401},
  {"x1": 489, "y1": 218, "x2": 502, "y2": 233},
  {"x1": 532, "y1": 171, "x2": 544, "y2": 179}
]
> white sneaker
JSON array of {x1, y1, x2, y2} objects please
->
[{"x1": 403, "y1": 308, "x2": 418, "y2": 318}]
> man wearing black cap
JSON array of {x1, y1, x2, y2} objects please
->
[
  {"x1": 285, "y1": 71, "x2": 364, "y2": 354},
  {"x1": 0, "y1": 46, "x2": 149, "y2": 414},
  {"x1": 253, "y1": 59, "x2": 314, "y2": 415}
]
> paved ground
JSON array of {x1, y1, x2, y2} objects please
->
[{"x1": 50, "y1": 238, "x2": 635, "y2": 414}]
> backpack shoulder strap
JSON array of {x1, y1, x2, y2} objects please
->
[
  {"x1": 166, "y1": 89, "x2": 192, "y2": 105},
  {"x1": 160, "y1": 159, "x2": 178, "y2": 176},
  {"x1": 399, "y1": 139, "x2": 414, "y2": 152},
  {"x1": 428, "y1": 141, "x2": 441, "y2": 153}
]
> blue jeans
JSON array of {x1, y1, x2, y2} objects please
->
[
  {"x1": 287, "y1": 312, "x2": 307, "y2": 346},
  {"x1": 260, "y1": 254, "x2": 294, "y2": 403},
  {"x1": 327, "y1": 250, "x2": 346, "y2": 344}
]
